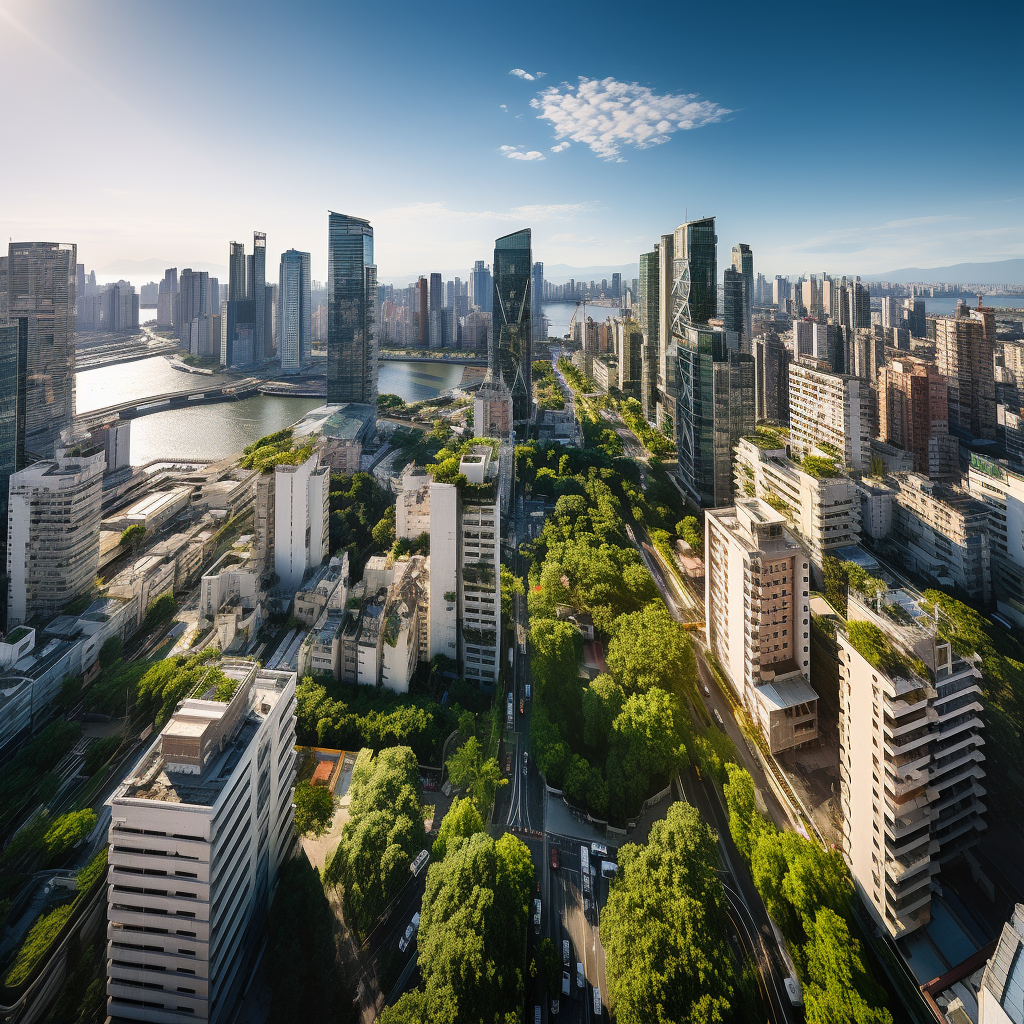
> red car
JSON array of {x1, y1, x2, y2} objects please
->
[
  {"x1": 519, "y1": 699, "x2": 525, "y2": 715},
  {"x1": 505, "y1": 753, "x2": 512, "y2": 774},
  {"x1": 550, "y1": 846, "x2": 559, "y2": 870}
]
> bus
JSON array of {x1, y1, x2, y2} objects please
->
[
  {"x1": 580, "y1": 845, "x2": 590, "y2": 879},
  {"x1": 506, "y1": 692, "x2": 514, "y2": 729},
  {"x1": 593, "y1": 984, "x2": 603, "y2": 1016}
]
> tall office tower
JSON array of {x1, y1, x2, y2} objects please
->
[
  {"x1": 221, "y1": 299, "x2": 255, "y2": 367},
  {"x1": 6, "y1": 440, "x2": 104, "y2": 627},
  {"x1": 843, "y1": 277, "x2": 871, "y2": 330},
  {"x1": 532, "y1": 262, "x2": 545, "y2": 342},
  {"x1": 821, "y1": 277, "x2": 839, "y2": 321},
  {"x1": 637, "y1": 248, "x2": 660, "y2": 422},
  {"x1": 755, "y1": 331, "x2": 790, "y2": 425},
  {"x1": 0, "y1": 321, "x2": 19, "y2": 626},
  {"x1": 327, "y1": 212, "x2": 377, "y2": 407},
  {"x1": 208, "y1": 277, "x2": 219, "y2": 316},
  {"x1": 158, "y1": 267, "x2": 178, "y2": 329},
  {"x1": 274, "y1": 451, "x2": 329, "y2": 593},
  {"x1": 705, "y1": 499, "x2": 815, "y2": 754},
  {"x1": 6, "y1": 242, "x2": 77, "y2": 461},
  {"x1": 878, "y1": 358, "x2": 957, "y2": 478},
  {"x1": 811, "y1": 321, "x2": 844, "y2": 374},
  {"x1": 880, "y1": 296, "x2": 902, "y2": 329},
  {"x1": 772, "y1": 275, "x2": 789, "y2": 309},
  {"x1": 252, "y1": 231, "x2": 267, "y2": 360},
  {"x1": 491, "y1": 228, "x2": 532, "y2": 427},
  {"x1": 722, "y1": 267, "x2": 747, "y2": 346},
  {"x1": 471, "y1": 260, "x2": 492, "y2": 312},
  {"x1": 0, "y1": 255, "x2": 7, "y2": 319},
  {"x1": 611, "y1": 271, "x2": 621, "y2": 301},
  {"x1": 76, "y1": 263, "x2": 86, "y2": 299},
  {"x1": 838, "y1": 586, "x2": 985, "y2": 939},
  {"x1": 429, "y1": 273, "x2": 442, "y2": 314},
  {"x1": 801, "y1": 277, "x2": 821, "y2": 319},
  {"x1": 789, "y1": 361, "x2": 871, "y2": 473},
  {"x1": 967, "y1": 455, "x2": 1024, "y2": 626},
  {"x1": 178, "y1": 269, "x2": 210, "y2": 349},
  {"x1": 755, "y1": 272, "x2": 768, "y2": 307},
  {"x1": 731, "y1": 243, "x2": 753, "y2": 343},
  {"x1": 415, "y1": 277, "x2": 428, "y2": 347},
  {"x1": 793, "y1": 319, "x2": 814, "y2": 357},
  {"x1": 106, "y1": 660, "x2": 297, "y2": 1024},
  {"x1": 903, "y1": 297, "x2": 926, "y2": 338},
  {"x1": 935, "y1": 306, "x2": 997, "y2": 439},
  {"x1": 656, "y1": 232, "x2": 675, "y2": 429},
  {"x1": 278, "y1": 249, "x2": 311, "y2": 374},
  {"x1": 264, "y1": 283, "x2": 276, "y2": 357},
  {"x1": 428, "y1": 448, "x2": 502, "y2": 689},
  {"x1": 228, "y1": 241, "x2": 246, "y2": 301},
  {"x1": 102, "y1": 281, "x2": 140, "y2": 334},
  {"x1": 428, "y1": 272, "x2": 443, "y2": 348},
  {"x1": 677, "y1": 323, "x2": 755, "y2": 507},
  {"x1": 671, "y1": 217, "x2": 718, "y2": 331}
]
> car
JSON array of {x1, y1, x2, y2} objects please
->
[
  {"x1": 534, "y1": 1007, "x2": 541, "y2": 1024},
  {"x1": 525, "y1": 683, "x2": 532, "y2": 699},
  {"x1": 505, "y1": 753, "x2": 511, "y2": 774},
  {"x1": 713, "y1": 708, "x2": 725, "y2": 728},
  {"x1": 550, "y1": 997, "x2": 559, "y2": 1016},
  {"x1": 562, "y1": 939, "x2": 570, "y2": 967},
  {"x1": 397, "y1": 912, "x2": 420, "y2": 952},
  {"x1": 561, "y1": 970, "x2": 571, "y2": 997},
  {"x1": 703, "y1": 684, "x2": 711, "y2": 697},
  {"x1": 693, "y1": 763, "x2": 702, "y2": 781},
  {"x1": 576, "y1": 962, "x2": 585, "y2": 989},
  {"x1": 522, "y1": 751, "x2": 529, "y2": 775},
  {"x1": 550, "y1": 846, "x2": 560, "y2": 870},
  {"x1": 520, "y1": 698, "x2": 525, "y2": 714},
  {"x1": 533, "y1": 898, "x2": 541, "y2": 935}
]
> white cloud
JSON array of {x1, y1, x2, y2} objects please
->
[
  {"x1": 499, "y1": 104, "x2": 507, "y2": 111},
  {"x1": 531, "y1": 76, "x2": 730, "y2": 160},
  {"x1": 499, "y1": 145, "x2": 544, "y2": 161},
  {"x1": 551, "y1": 141, "x2": 570, "y2": 153},
  {"x1": 510, "y1": 68, "x2": 535, "y2": 81}
]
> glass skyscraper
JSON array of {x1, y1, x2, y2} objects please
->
[
  {"x1": 732, "y1": 243, "x2": 753, "y2": 344},
  {"x1": 491, "y1": 229, "x2": 532, "y2": 427},
  {"x1": 671, "y1": 217, "x2": 717, "y2": 336},
  {"x1": 278, "y1": 249, "x2": 311, "y2": 374},
  {"x1": 253, "y1": 231, "x2": 267, "y2": 360},
  {"x1": 722, "y1": 267, "x2": 746, "y2": 340},
  {"x1": 327, "y1": 212, "x2": 377, "y2": 407},
  {"x1": 6, "y1": 241, "x2": 77, "y2": 461},
  {"x1": 0, "y1": 319, "x2": 23, "y2": 629},
  {"x1": 638, "y1": 248, "x2": 660, "y2": 423}
]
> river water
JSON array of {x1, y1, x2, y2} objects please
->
[
  {"x1": 75, "y1": 356, "x2": 465, "y2": 465},
  {"x1": 543, "y1": 301, "x2": 621, "y2": 339}
]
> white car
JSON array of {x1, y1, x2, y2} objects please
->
[
  {"x1": 398, "y1": 911, "x2": 421, "y2": 952},
  {"x1": 522, "y1": 751, "x2": 529, "y2": 776}
]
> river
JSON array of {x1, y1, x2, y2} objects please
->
[
  {"x1": 75, "y1": 356, "x2": 465, "y2": 465},
  {"x1": 543, "y1": 300, "x2": 621, "y2": 339}
]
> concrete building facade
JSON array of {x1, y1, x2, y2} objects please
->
[
  {"x1": 273, "y1": 452, "x2": 329, "y2": 594},
  {"x1": 789, "y1": 360, "x2": 871, "y2": 473}
]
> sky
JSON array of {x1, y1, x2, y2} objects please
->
[{"x1": 1, "y1": 0, "x2": 1022, "y2": 284}]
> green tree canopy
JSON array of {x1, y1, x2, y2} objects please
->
[
  {"x1": 606, "y1": 603, "x2": 696, "y2": 698},
  {"x1": 293, "y1": 779, "x2": 336, "y2": 837},
  {"x1": 432, "y1": 796, "x2": 484, "y2": 860},
  {"x1": 44, "y1": 809, "x2": 97, "y2": 859},
  {"x1": 445, "y1": 737, "x2": 507, "y2": 812}
]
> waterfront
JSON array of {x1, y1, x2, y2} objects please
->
[
  {"x1": 75, "y1": 355, "x2": 464, "y2": 465},
  {"x1": 543, "y1": 300, "x2": 621, "y2": 339},
  {"x1": 917, "y1": 295, "x2": 1024, "y2": 315}
]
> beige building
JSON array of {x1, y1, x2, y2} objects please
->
[
  {"x1": 789, "y1": 360, "x2": 871, "y2": 473},
  {"x1": 474, "y1": 377, "x2": 513, "y2": 438},
  {"x1": 934, "y1": 305, "x2": 997, "y2": 439},
  {"x1": 395, "y1": 468, "x2": 432, "y2": 539},
  {"x1": 705, "y1": 500, "x2": 816, "y2": 754},
  {"x1": 838, "y1": 587, "x2": 985, "y2": 938},
  {"x1": 734, "y1": 436, "x2": 861, "y2": 575}
]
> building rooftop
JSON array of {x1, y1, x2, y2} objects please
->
[
  {"x1": 291, "y1": 403, "x2": 376, "y2": 442},
  {"x1": 980, "y1": 904, "x2": 1024, "y2": 1023},
  {"x1": 757, "y1": 671, "x2": 818, "y2": 712}
]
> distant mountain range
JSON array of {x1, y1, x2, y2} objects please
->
[
  {"x1": 95, "y1": 258, "x2": 228, "y2": 283},
  {"x1": 861, "y1": 258, "x2": 1024, "y2": 286}
]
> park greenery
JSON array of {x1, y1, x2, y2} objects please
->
[
  {"x1": 444, "y1": 736, "x2": 506, "y2": 813},
  {"x1": 613, "y1": 394, "x2": 676, "y2": 458},
  {"x1": 431, "y1": 796, "x2": 484, "y2": 860},
  {"x1": 43, "y1": 810, "x2": 97, "y2": 859},
  {"x1": 292, "y1": 779, "x2": 336, "y2": 837},
  {"x1": 723, "y1": 764, "x2": 893, "y2": 1023},
  {"x1": 380, "y1": 831, "x2": 534, "y2": 1024},
  {"x1": 238, "y1": 427, "x2": 315, "y2": 473},
  {"x1": 322, "y1": 747, "x2": 427, "y2": 938},
  {"x1": 676, "y1": 515, "x2": 704, "y2": 556},
  {"x1": 118, "y1": 523, "x2": 146, "y2": 552},
  {"x1": 532, "y1": 359, "x2": 565, "y2": 410},
  {"x1": 329, "y1": 472, "x2": 394, "y2": 576},
  {"x1": 265, "y1": 856, "x2": 355, "y2": 1023},
  {"x1": 600, "y1": 802, "x2": 740, "y2": 1023}
]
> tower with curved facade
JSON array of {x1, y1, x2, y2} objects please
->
[{"x1": 491, "y1": 229, "x2": 532, "y2": 428}]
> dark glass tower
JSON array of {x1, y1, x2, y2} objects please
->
[
  {"x1": 491, "y1": 228, "x2": 532, "y2": 427},
  {"x1": 228, "y1": 242, "x2": 246, "y2": 301},
  {"x1": 6, "y1": 242, "x2": 76, "y2": 461},
  {"x1": 253, "y1": 231, "x2": 267, "y2": 360},
  {"x1": 327, "y1": 212, "x2": 377, "y2": 407},
  {"x1": 722, "y1": 267, "x2": 746, "y2": 340},
  {"x1": 671, "y1": 217, "x2": 717, "y2": 335},
  {"x1": 638, "y1": 248, "x2": 660, "y2": 422}
]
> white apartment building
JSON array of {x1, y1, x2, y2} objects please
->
[
  {"x1": 428, "y1": 483, "x2": 459, "y2": 662},
  {"x1": 979, "y1": 904, "x2": 1024, "y2": 1024},
  {"x1": 967, "y1": 456, "x2": 1024, "y2": 627},
  {"x1": 705, "y1": 500, "x2": 816, "y2": 754},
  {"x1": 274, "y1": 452, "x2": 329, "y2": 594},
  {"x1": 106, "y1": 661, "x2": 297, "y2": 1023},
  {"x1": 395, "y1": 468, "x2": 431, "y2": 540},
  {"x1": 789, "y1": 360, "x2": 871, "y2": 473},
  {"x1": 734, "y1": 436, "x2": 861, "y2": 576},
  {"x1": 7, "y1": 442, "x2": 106, "y2": 627},
  {"x1": 380, "y1": 555, "x2": 429, "y2": 694},
  {"x1": 292, "y1": 553, "x2": 349, "y2": 627},
  {"x1": 837, "y1": 589, "x2": 986, "y2": 939}
]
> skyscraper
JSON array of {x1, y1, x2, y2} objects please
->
[
  {"x1": 532, "y1": 262, "x2": 544, "y2": 342},
  {"x1": 6, "y1": 242, "x2": 77, "y2": 461},
  {"x1": 722, "y1": 267, "x2": 746, "y2": 344},
  {"x1": 731, "y1": 243, "x2": 753, "y2": 344},
  {"x1": 0, "y1": 320, "x2": 21, "y2": 627},
  {"x1": 158, "y1": 267, "x2": 177, "y2": 329},
  {"x1": 671, "y1": 217, "x2": 717, "y2": 333},
  {"x1": 935, "y1": 304, "x2": 997, "y2": 439},
  {"x1": 428, "y1": 272, "x2": 443, "y2": 349},
  {"x1": 611, "y1": 271, "x2": 621, "y2": 301},
  {"x1": 228, "y1": 241, "x2": 246, "y2": 301},
  {"x1": 491, "y1": 229, "x2": 532, "y2": 427},
  {"x1": 278, "y1": 249, "x2": 311, "y2": 374},
  {"x1": 471, "y1": 260, "x2": 492, "y2": 313},
  {"x1": 637, "y1": 248, "x2": 660, "y2": 422},
  {"x1": 178, "y1": 268, "x2": 210, "y2": 350},
  {"x1": 657, "y1": 232, "x2": 675, "y2": 430},
  {"x1": 327, "y1": 212, "x2": 377, "y2": 407},
  {"x1": 416, "y1": 277, "x2": 428, "y2": 347},
  {"x1": 253, "y1": 230, "x2": 267, "y2": 361}
]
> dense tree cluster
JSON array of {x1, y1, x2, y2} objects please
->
[
  {"x1": 723, "y1": 765, "x2": 892, "y2": 1023},
  {"x1": 323, "y1": 747, "x2": 426, "y2": 938},
  {"x1": 431, "y1": 796, "x2": 483, "y2": 860},
  {"x1": 532, "y1": 359, "x2": 565, "y2": 410},
  {"x1": 293, "y1": 779, "x2": 336, "y2": 837},
  {"x1": 445, "y1": 737, "x2": 506, "y2": 813},
  {"x1": 238, "y1": 427, "x2": 315, "y2": 473},
  {"x1": 600, "y1": 802, "x2": 737, "y2": 1023},
  {"x1": 380, "y1": 832, "x2": 534, "y2": 1024},
  {"x1": 329, "y1": 472, "x2": 394, "y2": 574},
  {"x1": 0, "y1": 720, "x2": 81, "y2": 838}
]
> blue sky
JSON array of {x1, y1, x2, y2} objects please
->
[{"x1": 1, "y1": 0, "x2": 1021, "y2": 283}]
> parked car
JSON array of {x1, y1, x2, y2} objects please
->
[
  {"x1": 713, "y1": 708, "x2": 725, "y2": 728},
  {"x1": 561, "y1": 971, "x2": 571, "y2": 997},
  {"x1": 522, "y1": 751, "x2": 529, "y2": 775},
  {"x1": 520, "y1": 698, "x2": 525, "y2": 714},
  {"x1": 576, "y1": 962, "x2": 585, "y2": 990},
  {"x1": 562, "y1": 939, "x2": 570, "y2": 967},
  {"x1": 703, "y1": 684, "x2": 711, "y2": 697},
  {"x1": 550, "y1": 846, "x2": 559, "y2": 870},
  {"x1": 550, "y1": 997, "x2": 559, "y2": 1015}
]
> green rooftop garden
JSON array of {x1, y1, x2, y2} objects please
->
[
  {"x1": 239, "y1": 428, "x2": 315, "y2": 474},
  {"x1": 846, "y1": 620, "x2": 919, "y2": 679},
  {"x1": 799, "y1": 455, "x2": 841, "y2": 479}
]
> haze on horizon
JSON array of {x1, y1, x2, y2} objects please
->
[{"x1": 1, "y1": 0, "x2": 1021, "y2": 282}]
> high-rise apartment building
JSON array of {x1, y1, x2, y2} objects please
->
[
  {"x1": 252, "y1": 231, "x2": 267, "y2": 361},
  {"x1": 7, "y1": 441, "x2": 105, "y2": 626},
  {"x1": 228, "y1": 242, "x2": 246, "y2": 301},
  {"x1": 471, "y1": 260, "x2": 492, "y2": 313},
  {"x1": 178, "y1": 269, "x2": 211, "y2": 351},
  {"x1": 491, "y1": 229, "x2": 532, "y2": 427},
  {"x1": 428, "y1": 272, "x2": 443, "y2": 349},
  {"x1": 656, "y1": 233, "x2": 675, "y2": 429},
  {"x1": 327, "y1": 212, "x2": 377, "y2": 406},
  {"x1": 637, "y1": 248, "x2": 660, "y2": 422},
  {"x1": 221, "y1": 299, "x2": 255, "y2": 367},
  {"x1": 903, "y1": 298, "x2": 926, "y2": 339},
  {"x1": 706, "y1": 499, "x2": 816, "y2": 755},
  {"x1": 878, "y1": 358, "x2": 957, "y2": 479},
  {"x1": 6, "y1": 242, "x2": 77, "y2": 461},
  {"x1": 789, "y1": 361, "x2": 871, "y2": 473},
  {"x1": 755, "y1": 331, "x2": 790, "y2": 425},
  {"x1": 278, "y1": 249, "x2": 311, "y2": 374},
  {"x1": 106, "y1": 660, "x2": 297, "y2": 1024},
  {"x1": 158, "y1": 268, "x2": 178, "y2": 329},
  {"x1": 843, "y1": 278, "x2": 871, "y2": 330},
  {"x1": 274, "y1": 451, "x2": 329, "y2": 593},
  {"x1": 722, "y1": 267, "x2": 746, "y2": 346},
  {"x1": 838, "y1": 586, "x2": 985, "y2": 938},
  {"x1": 532, "y1": 262, "x2": 545, "y2": 342},
  {"x1": 967, "y1": 456, "x2": 1024, "y2": 627},
  {"x1": 676, "y1": 323, "x2": 755, "y2": 508},
  {"x1": 935, "y1": 305, "x2": 997, "y2": 439}
]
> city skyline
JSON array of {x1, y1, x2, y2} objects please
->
[{"x1": 0, "y1": 1, "x2": 1021, "y2": 282}]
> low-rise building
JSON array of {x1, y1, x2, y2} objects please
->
[
  {"x1": 381, "y1": 555, "x2": 429, "y2": 694},
  {"x1": 838, "y1": 585, "x2": 986, "y2": 938},
  {"x1": 979, "y1": 904, "x2": 1024, "y2": 1024},
  {"x1": 395, "y1": 468, "x2": 432, "y2": 540},
  {"x1": 107, "y1": 554, "x2": 177, "y2": 630},
  {"x1": 106, "y1": 661, "x2": 296, "y2": 1024},
  {"x1": 293, "y1": 554, "x2": 349, "y2": 626},
  {"x1": 356, "y1": 590, "x2": 387, "y2": 686},
  {"x1": 103, "y1": 486, "x2": 192, "y2": 535},
  {"x1": 705, "y1": 499, "x2": 816, "y2": 755},
  {"x1": 474, "y1": 377, "x2": 513, "y2": 438}
]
